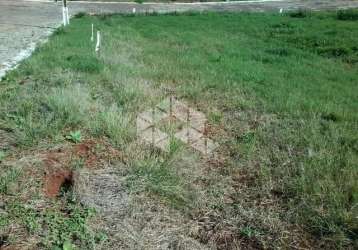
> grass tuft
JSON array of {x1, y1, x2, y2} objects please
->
[
  {"x1": 90, "y1": 104, "x2": 133, "y2": 147},
  {"x1": 65, "y1": 55, "x2": 103, "y2": 73},
  {"x1": 127, "y1": 158, "x2": 191, "y2": 209},
  {"x1": 46, "y1": 85, "x2": 92, "y2": 128},
  {"x1": 0, "y1": 169, "x2": 21, "y2": 194}
]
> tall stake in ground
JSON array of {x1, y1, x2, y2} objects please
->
[
  {"x1": 91, "y1": 24, "x2": 94, "y2": 42},
  {"x1": 62, "y1": 0, "x2": 69, "y2": 26},
  {"x1": 152, "y1": 106, "x2": 155, "y2": 147},
  {"x1": 187, "y1": 108, "x2": 190, "y2": 144},
  {"x1": 95, "y1": 31, "x2": 101, "y2": 56}
]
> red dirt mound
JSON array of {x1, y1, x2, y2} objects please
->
[
  {"x1": 42, "y1": 139, "x2": 124, "y2": 197},
  {"x1": 44, "y1": 169, "x2": 73, "y2": 198}
]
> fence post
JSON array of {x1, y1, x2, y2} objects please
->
[
  {"x1": 187, "y1": 108, "x2": 190, "y2": 144},
  {"x1": 95, "y1": 31, "x2": 101, "y2": 55},
  {"x1": 152, "y1": 106, "x2": 155, "y2": 147},
  {"x1": 91, "y1": 24, "x2": 94, "y2": 42},
  {"x1": 62, "y1": 0, "x2": 67, "y2": 26}
]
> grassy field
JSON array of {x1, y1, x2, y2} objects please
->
[{"x1": 0, "y1": 10, "x2": 357, "y2": 249}]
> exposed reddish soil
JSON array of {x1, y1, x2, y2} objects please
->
[
  {"x1": 43, "y1": 169, "x2": 73, "y2": 198},
  {"x1": 42, "y1": 139, "x2": 124, "y2": 197},
  {"x1": 73, "y1": 140, "x2": 99, "y2": 168},
  {"x1": 43, "y1": 149, "x2": 70, "y2": 169}
]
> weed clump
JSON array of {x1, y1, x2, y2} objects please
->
[
  {"x1": 321, "y1": 112, "x2": 340, "y2": 122},
  {"x1": 53, "y1": 27, "x2": 66, "y2": 36},
  {"x1": 289, "y1": 9, "x2": 310, "y2": 18},
  {"x1": 337, "y1": 9, "x2": 358, "y2": 21},
  {"x1": 74, "y1": 12, "x2": 86, "y2": 19},
  {"x1": 318, "y1": 46, "x2": 350, "y2": 57}
]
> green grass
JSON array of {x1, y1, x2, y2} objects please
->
[
  {"x1": 3, "y1": 201, "x2": 100, "y2": 249},
  {"x1": 0, "y1": 10, "x2": 357, "y2": 249},
  {"x1": 127, "y1": 156, "x2": 191, "y2": 209},
  {"x1": 0, "y1": 167, "x2": 101, "y2": 248},
  {"x1": 0, "y1": 168, "x2": 21, "y2": 195}
]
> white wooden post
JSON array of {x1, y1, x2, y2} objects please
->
[
  {"x1": 62, "y1": 6, "x2": 67, "y2": 26},
  {"x1": 66, "y1": 6, "x2": 70, "y2": 24},
  {"x1": 95, "y1": 30, "x2": 101, "y2": 55},
  {"x1": 91, "y1": 24, "x2": 94, "y2": 42},
  {"x1": 62, "y1": 0, "x2": 69, "y2": 26}
]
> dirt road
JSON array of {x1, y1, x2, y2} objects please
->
[{"x1": 1, "y1": 0, "x2": 358, "y2": 79}]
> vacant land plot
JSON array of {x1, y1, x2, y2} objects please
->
[{"x1": 0, "y1": 10, "x2": 357, "y2": 249}]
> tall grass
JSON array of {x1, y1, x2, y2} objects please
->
[{"x1": 0, "y1": 10, "x2": 357, "y2": 248}]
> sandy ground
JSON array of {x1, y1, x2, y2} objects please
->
[{"x1": 1, "y1": 0, "x2": 358, "y2": 79}]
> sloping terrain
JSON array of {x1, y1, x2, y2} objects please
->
[{"x1": 0, "y1": 10, "x2": 357, "y2": 249}]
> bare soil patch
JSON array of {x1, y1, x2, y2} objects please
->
[
  {"x1": 41, "y1": 139, "x2": 124, "y2": 197},
  {"x1": 44, "y1": 169, "x2": 73, "y2": 198}
]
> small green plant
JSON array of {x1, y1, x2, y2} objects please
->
[
  {"x1": 238, "y1": 131, "x2": 255, "y2": 144},
  {"x1": 169, "y1": 137, "x2": 181, "y2": 155},
  {"x1": 240, "y1": 226, "x2": 260, "y2": 238},
  {"x1": 62, "y1": 240, "x2": 75, "y2": 250},
  {"x1": 135, "y1": 0, "x2": 144, "y2": 4},
  {"x1": 66, "y1": 131, "x2": 82, "y2": 143}
]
